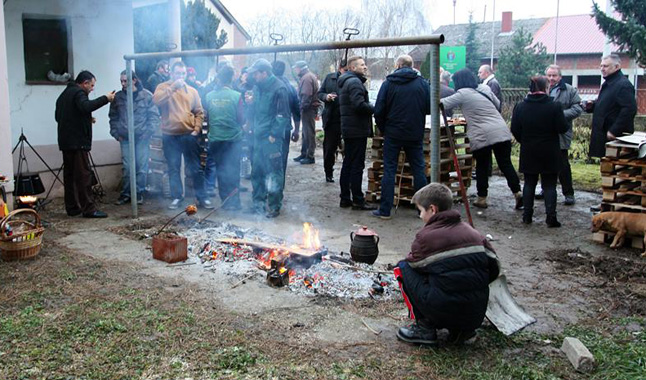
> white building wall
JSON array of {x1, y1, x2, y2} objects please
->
[
  {"x1": 3, "y1": 0, "x2": 134, "y2": 194},
  {"x1": 0, "y1": 3, "x2": 14, "y2": 198}
]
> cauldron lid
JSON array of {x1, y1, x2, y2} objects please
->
[{"x1": 354, "y1": 225, "x2": 378, "y2": 236}]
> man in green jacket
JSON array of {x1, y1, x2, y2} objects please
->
[
  {"x1": 204, "y1": 66, "x2": 244, "y2": 210},
  {"x1": 247, "y1": 59, "x2": 291, "y2": 218}
]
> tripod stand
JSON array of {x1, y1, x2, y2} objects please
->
[{"x1": 12, "y1": 130, "x2": 63, "y2": 207}]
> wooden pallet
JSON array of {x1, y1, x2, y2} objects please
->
[{"x1": 592, "y1": 230, "x2": 645, "y2": 251}]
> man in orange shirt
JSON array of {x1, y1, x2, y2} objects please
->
[{"x1": 153, "y1": 61, "x2": 212, "y2": 210}]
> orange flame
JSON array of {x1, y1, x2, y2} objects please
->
[
  {"x1": 18, "y1": 196, "x2": 38, "y2": 204},
  {"x1": 302, "y1": 222, "x2": 321, "y2": 250}
]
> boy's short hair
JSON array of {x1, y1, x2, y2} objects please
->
[{"x1": 411, "y1": 183, "x2": 453, "y2": 211}]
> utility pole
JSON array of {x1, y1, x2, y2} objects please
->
[{"x1": 490, "y1": 0, "x2": 495, "y2": 67}]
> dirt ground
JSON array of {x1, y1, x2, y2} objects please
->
[{"x1": 3, "y1": 141, "x2": 645, "y2": 378}]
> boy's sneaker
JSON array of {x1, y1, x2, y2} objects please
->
[
  {"x1": 564, "y1": 195, "x2": 575, "y2": 206},
  {"x1": 114, "y1": 196, "x2": 130, "y2": 205},
  {"x1": 447, "y1": 329, "x2": 477, "y2": 345},
  {"x1": 371, "y1": 210, "x2": 392, "y2": 220},
  {"x1": 340, "y1": 199, "x2": 353, "y2": 208},
  {"x1": 396, "y1": 321, "x2": 437, "y2": 346},
  {"x1": 136, "y1": 194, "x2": 144, "y2": 205},
  {"x1": 168, "y1": 198, "x2": 182, "y2": 210}
]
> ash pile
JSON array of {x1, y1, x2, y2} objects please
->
[{"x1": 182, "y1": 223, "x2": 399, "y2": 299}]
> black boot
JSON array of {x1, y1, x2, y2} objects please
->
[
  {"x1": 396, "y1": 320, "x2": 437, "y2": 346},
  {"x1": 546, "y1": 215, "x2": 561, "y2": 228}
]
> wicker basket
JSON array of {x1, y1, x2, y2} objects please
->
[{"x1": 0, "y1": 209, "x2": 45, "y2": 261}]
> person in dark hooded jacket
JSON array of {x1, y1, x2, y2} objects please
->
[
  {"x1": 395, "y1": 183, "x2": 500, "y2": 346},
  {"x1": 337, "y1": 56, "x2": 375, "y2": 210},
  {"x1": 109, "y1": 70, "x2": 160, "y2": 206},
  {"x1": 373, "y1": 55, "x2": 429, "y2": 219}
]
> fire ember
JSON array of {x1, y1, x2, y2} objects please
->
[{"x1": 179, "y1": 222, "x2": 399, "y2": 299}]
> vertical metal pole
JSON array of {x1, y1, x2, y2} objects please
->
[
  {"x1": 429, "y1": 44, "x2": 440, "y2": 183},
  {"x1": 126, "y1": 59, "x2": 138, "y2": 218},
  {"x1": 490, "y1": 0, "x2": 495, "y2": 67}
]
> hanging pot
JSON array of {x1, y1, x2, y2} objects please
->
[
  {"x1": 14, "y1": 172, "x2": 45, "y2": 196},
  {"x1": 350, "y1": 225, "x2": 379, "y2": 265}
]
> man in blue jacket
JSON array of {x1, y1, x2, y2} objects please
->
[{"x1": 373, "y1": 55, "x2": 429, "y2": 219}]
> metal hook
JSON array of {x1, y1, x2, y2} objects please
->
[
  {"x1": 269, "y1": 33, "x2": 284, "y2": 62},
  {"x1": 342, "y1": 28, "x2": 360, "y2": 64}
]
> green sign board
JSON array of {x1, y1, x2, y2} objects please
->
[{"x1": 440, "y1": 46, "x2": 466, "y2": 73}]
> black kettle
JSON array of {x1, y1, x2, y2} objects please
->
[{"x1": 350, "y1": 226, "x2": 379, "y2": 265}]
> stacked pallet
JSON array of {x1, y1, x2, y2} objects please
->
[
  {"x1": 593, "y1": 141, "x2": 646, "y2": 250},
  {"x1": 365, "y1": 122, "x2": 472, "y2": 205}
]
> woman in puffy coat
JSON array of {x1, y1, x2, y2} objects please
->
[
  {"x1": 511, "y1": 76, "x2": 568, "y2": 227},
  {"x1": 441, "y1": 69, "x2": 522, "y2": 210}
]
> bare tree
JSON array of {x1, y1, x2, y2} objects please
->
[{"x1": 245, "y1": 0, "x2": 430, "y2": 80}]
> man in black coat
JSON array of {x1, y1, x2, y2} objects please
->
[
  {"x1": 337, "y1": 56, "x2": 376, "y2": 210},
  {"x1": 588, "y1": 54, "x2": 637, "y2": 158},
  {"x1": 55, "y1": 71, "x2": 115, "y2": 218},
  {"x1": 373, "y1": 55, "x2": 429, "y2": 219},
  {"x1": 317, "y1": 60, "x2": 347, "y2": 183}
]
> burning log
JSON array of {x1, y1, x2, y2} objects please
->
[{"x1": 214, "y1": 237, "x2": 327, "y2": 269}]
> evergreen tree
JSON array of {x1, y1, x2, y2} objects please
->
[
  {"x1": 593, "y1": 0, "x2": 646, "y2": 66},
  {"x1": 497, "y1": 27, "x2": 549, "y2": 88},
  {"x1": 181, "y1": 0, "x2": 228, "y2": 81},
  {"x1": 465, "y1": 13, "x2": 480, "y2": 73}
]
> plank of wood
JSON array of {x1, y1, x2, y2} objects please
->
[{"x1": 214, "y1": 237, "x2": 319, "y2": 257}]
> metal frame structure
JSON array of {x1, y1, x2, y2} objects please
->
[{"x1": 123, "y1": 34, "x2": 444, "y2": 218}]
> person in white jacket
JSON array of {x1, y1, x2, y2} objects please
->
[{"x1": 441, "y1": 68, "x2": 522, "y2": 210}]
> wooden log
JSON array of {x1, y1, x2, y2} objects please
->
[{"x1": 213, "y1": 237, "x2": 320, "y2": 257}]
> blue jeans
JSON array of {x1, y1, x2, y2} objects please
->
[
  {"x1": 379, "y1": 138, "x2": 428, "y2": 215},
  {"x1": 119, "y1": 138, "x2": 150, "y2": 197},
  {"x1": 162, "y1": 133, "x2": 206, "y2": 201},
  {"x1": 205, "y1": 145, "x2": 217, "y2": 193},
  {"x1": 207, "y1": 140, "x2": 242, "y2": 207}
]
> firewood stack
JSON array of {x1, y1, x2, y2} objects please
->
[
  {"x1": 365, "y1": 121, "x2": 472, "y2": 205},
  {"x1": 593, "y1": 141, "x2": 646, "y2": 250}
]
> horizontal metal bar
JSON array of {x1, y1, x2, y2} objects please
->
[{"x1": 124, "y1": 34, "x2": 444, "y2": 60}]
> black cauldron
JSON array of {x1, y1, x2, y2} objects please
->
[{"x1": 350, "y1": 226, "x2": 379, "y2": 265}]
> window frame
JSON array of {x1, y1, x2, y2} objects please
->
[{"x1": 22, "y1": 14, "x2": 73, "y2": 85}]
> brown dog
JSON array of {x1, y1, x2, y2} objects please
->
[{"x1": 591, "y1": 212, "x2": 646, "y2": 257}]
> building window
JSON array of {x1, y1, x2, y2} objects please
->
[{"x1": 22, "y1": 17, "x2": 71, "y2": 84}]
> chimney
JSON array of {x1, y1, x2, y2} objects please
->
[{"x1": 501, "y1": 11, "x2": 513, "y2": 33}]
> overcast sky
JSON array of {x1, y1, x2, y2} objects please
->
[{"x1": 219, "y1": 0, "x2": 605, "y2": 31}]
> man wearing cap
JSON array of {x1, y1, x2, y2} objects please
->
[
  {"x1": 337, "y1": 56, "x2": 376, "y2": 211},
  {"x1": 246, "y1": 58, "x2": 292, "y2": 218},
  {"x1": 317, "y1": 60, "x2": 347, "y2": 183},
  {"x1": 292, "y1": 60, "x2": 321, "y2": 165},
  {"x1": 146, "y1": 60, "x2": 169, "y2": 93},
  {"x1": 153, "y1": 61, "x2": 212, "y2": 210}
]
